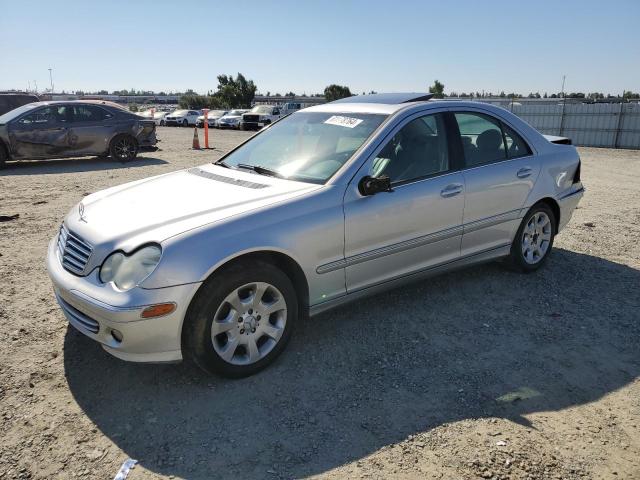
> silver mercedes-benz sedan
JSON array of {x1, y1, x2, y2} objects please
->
[{"x1": 47, "y1": 93, "x2": 584, "y2": 377}]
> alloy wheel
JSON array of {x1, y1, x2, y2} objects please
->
[
  {"x1": 521, "y1": 212, "x2": 552, "y2": 264},
  {"x1": 114, "y1": 139, "x2": 135, "y2": 161},
  {"x1": 211, "y1": 282, "x2": 287, "y2": 365}
]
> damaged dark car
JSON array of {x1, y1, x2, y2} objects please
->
[{"x1": 0, "y1": 101, "x2": 157, "y2": 168}]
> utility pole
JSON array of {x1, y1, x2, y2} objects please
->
[
  {"x1": 559, "y1": 75, "x2": 567, "y2": 136},
  {"x1": 48, "y1": 68, "x2": 54, "y2": 93},
  {"x1": 34, "y1": 80, "x2": 38, "y2": 93}
]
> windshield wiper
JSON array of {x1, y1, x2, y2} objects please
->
[
  {"x1": 237, "y1": 163, "x2": 283, "y2": 178},
  {"x1": 214, "y1": 159, "x2": 232, "y2": 169}
]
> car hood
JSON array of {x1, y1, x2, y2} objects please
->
[{"x1": 64, "y1": 164, "x2": 321, "y2": 256}]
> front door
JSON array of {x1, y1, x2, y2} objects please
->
[
  {"x1": 451, "y1": 110, "x2": 541, "y2": 256},
  {"x1": 9, "y1": 105, "x2": 72, "y2": 159},
  {"x1": 343, "y1": 111, "x2": 465, "y2": 292}
]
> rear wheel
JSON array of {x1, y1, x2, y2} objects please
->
[
  {"x1": 508, "y1": 203, "x2": 556, "y2": 272},
  {"x1": 183, "y1": 260, "x2": 297, "y2": 378},
  {"x1": 109, "y1": 135, "x2": 138, "y2": 162},
  {"x1": 182, "y1": 119, "x2": 188, "y2": 127}
]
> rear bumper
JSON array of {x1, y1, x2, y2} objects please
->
[
  {"x1": 557, "y1": 184, "x2": 584, "y2": 232},
  {"x1": 46, "y1": 237, "x2": 201, "y2": 363}
]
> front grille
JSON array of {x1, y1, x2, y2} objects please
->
[
  {"x1": 57, "y1": 224, "x2": 93, "y2": 275},
  {"x1": 56, "y1": 294, "x2": 100, "y2": 333},
  {"x1": 243, "y1": 115, "x2": 259, "y2": 122}
]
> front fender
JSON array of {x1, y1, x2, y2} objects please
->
[{"x1": 141, "y1": 186, "x2": 348, "y2": 306}]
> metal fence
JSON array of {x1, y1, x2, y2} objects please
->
[{"x1": 457, "y1": 99, "x2": 640, "y2": 149}]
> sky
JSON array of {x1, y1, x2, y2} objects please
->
[{"x1": 1, "y1": 0, "x2": 638, "y2": 96}]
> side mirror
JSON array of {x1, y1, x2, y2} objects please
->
[{"x1": 358, "y1": 175, "x2": 393, "y2": 196}]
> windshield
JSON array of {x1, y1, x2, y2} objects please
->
[
  {"x1": 228, "y1": 110, "x2": 244, "y2": 116},
  {"x1": 250, "y1": 106, "x2": 273, "y2": 114},
  {"x1": 0, "y1": 103, "x2": 40, "y2": 124},
  {"x1": 219, "y1": 111, "x2": 387, "y2": 184}
]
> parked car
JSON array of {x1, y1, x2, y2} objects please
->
[
  {"x1": 46, "y1": 93, "x2": 583, "y2": 378},
  {"x1": 240, "y1": 105, "x2": 282, "y2": 130},
  {"x1": 215, "y1": 109, "x2": 248, "y2": 129},
  {"x1": 0, "y1": 92, "x2": 39, "y2": 116},
  {"x1": 280, "y1": 102, "x2": 302, "y2": 116},
  {"x1": 196, "y1": 110, "x2": 228, "y2": 128},
  {"x1": 0, "y1": 100, "x2": 157, "y2": 167},
  {"x1": 164, "y1": 109, "x2": 201, "y2": 126},
  {"x1": 153, "y1": 111, "x2": 169, "y2": 126},
  {"x1": 137, "y1": 110, "x2": 169, "y2": 126}
]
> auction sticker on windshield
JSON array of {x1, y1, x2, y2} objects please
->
[{"x1": 324, "y1": 115, "x2": 363, "y2": 128}]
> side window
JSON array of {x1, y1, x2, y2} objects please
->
[
  {"x1": 454, "y1": 112, "x2": 506, "y2": 167},
  {"x1": 371, "y1": 113, "x2": 450, "y2": 184},
  {"x1": 502, "y1": 123, "x2": 532, "y2": 158},
  {"x1": 72, "y1": 105, "x2": 109, "y2": 122},
  {"x1": 273, "y1": 108, "x2": 280, "y2": 115},
  {"x1": 19, "y1": 106, "x2": 68, "y2": 125}
]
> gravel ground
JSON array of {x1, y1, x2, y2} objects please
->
[{"x1": 0, "y1": 127, "x2": 639, "y2": 480}]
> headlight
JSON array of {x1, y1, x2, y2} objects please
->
[{"x1": 99, "y1": 245, "x2": 162, "y2": 291}]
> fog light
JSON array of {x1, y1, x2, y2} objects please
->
[
  {"x1": 111, "y1": 329, "x2": 123, "y2": 343},
  {"x1": 141, "y1": 302, "x2": 176, "y2": 319}
]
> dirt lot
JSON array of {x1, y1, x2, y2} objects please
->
[{"x1": 0, "y1": 127, "x2": 638, "y2": 480}]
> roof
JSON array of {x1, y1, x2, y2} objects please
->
[
  {"x1": 18, "y1": 99, "x2": 129, "y2": 111},
  {"x1": 331, "y1": 93, "x2": 433, "y2": 104},
  {"x1": 304, "y1": 93, "x2": 436, "y2": 115}
]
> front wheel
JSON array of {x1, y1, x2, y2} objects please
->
[
  {"x1": 508, "y1": 203, "x2": 556, "y2": 272},
  {"x1": 183, "y1": 260, "x2": 298, "y2": 378},
  {"x1": 109, "y1": 135, "x2": 138, "y2": 162},
  {"x1": 182, "y1": 119, "x2": 188, "y2": 127}
]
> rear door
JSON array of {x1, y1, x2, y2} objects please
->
[
  {"x1": 451, "y1": 109, "x2": 540, "y2": 257},
  {"x1": 9, "y1": 105, "x2": 71, "y2": 159},
  {"x1": 343, "y1": 110, "x2": 465, "y2": 292},
  {"x1": 67, "y1": 105, "x2": 114, "y2": 155}
]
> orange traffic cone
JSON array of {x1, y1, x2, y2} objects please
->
[{"x1": 192, "y1": 127, "x2": 201, "y2": 150}]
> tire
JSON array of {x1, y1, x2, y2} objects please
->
[
  {"x1": 183, "y1": 260, "x2": 298, "y2": 378},
  {"x1": 109, "y1": 134, "x2": 138, "y2": 162},
  {"x1": 0, "y1": 143, "x2": 8, "y2": 169},
  {"x1": 508, "y1": 202, "x2": 556, "y2": 272},
  {"x1": 160, "y1": 120, "x2": 165, "y2": 126},
  {"x1": 182, "y1": 119, "x2": 188, "y2": 127}
]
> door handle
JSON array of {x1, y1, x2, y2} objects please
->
[
  {"x1": 517, "y1": 167, "x2": 533, "y2": 178},
  {"x1": 440, "y1": 183, "x2": 463, "y2": 198}
]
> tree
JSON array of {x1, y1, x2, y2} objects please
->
[
  {"x1": 178, "y1": 94, "x2": 224, "y2": 110},
  {"x1": 285, "y1": 91, "x2": 296, "y2": 97},
  {"x1": 324, "y1": 84, "x2": 352, "y2": 102},
  {"x1": 215, "y1": 73, "x2": 257, "y2": 108},
  {"x1": 428, "y1": 80, "x2": 445, "y2": 98}
]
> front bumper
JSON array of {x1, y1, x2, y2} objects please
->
[
  {"x1": 240, "y1": 122, "x2": 263, "y2": 130},
  {"x1": 46, "y1": 237, "x2": 201, "y2": 363},
  {"x1": 165, "y1": 119, "x2": 186, "y2": 126}
]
